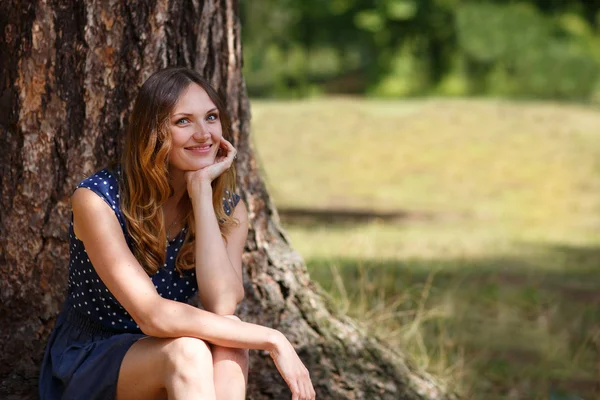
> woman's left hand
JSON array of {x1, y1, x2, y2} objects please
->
[{"x1": 185, "y1": 137, "x2": 237, "y2": 191}]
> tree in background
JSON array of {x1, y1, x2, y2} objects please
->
[
  {"x1": 241, "y1": 0, "x2": 600, "y2": 101},
  {"x1": 0, "y1": 0, "x2": 456, "y2": 399}
]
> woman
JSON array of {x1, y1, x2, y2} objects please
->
[{"x1": 39, "y1": 67, "x2": 315, "y2": 400}]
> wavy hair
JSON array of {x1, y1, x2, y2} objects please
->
[{"x1": 119, "y1": 67, "x2": 238, "y2": 274}]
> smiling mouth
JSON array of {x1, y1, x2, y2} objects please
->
[{"x1": 185, "y1": 144, "x2": 212, "y2": 153}]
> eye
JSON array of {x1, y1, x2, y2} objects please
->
[
  {"x1": 206, "y1": 112, "x2": 219, "y2": 122},
  {"x1": 175, "y1": 117, "x2": 190, "y2": 125}
]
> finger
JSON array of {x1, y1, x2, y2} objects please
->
[
  {"x1": 296, "y1": 367, "x2": 310, "y2": 398},
  {"x1": 299, "y1": 380, "x2": 309, "y2": 400},
  {"x1": 291, "y1": 377, "x2": 304, "y2": 400},
  {"x1": 302, "y1": 377, "x2": 313, "y2": 400},
  {"x1": 295, "y1": 376, "x2": 305, "y2": 400},
  {"x1": 304, "y1": 369, "x2": 315, "y2": 398},
  {"x1": 297, "y1": 379, "x2": 307, "y2": 400},
  {"x1": 308, "y1": 380, "x2": 316, "y2": 400},
  {"x1": 215, "y1": 138, "x2": 226, "y2": 159},
  {"x1": 219, "y1": 136, "x2": 232, "y2": 151},
  {"x1": 220, "y1": 137, "x2": 237, "y2": 159},
  {"x1": 290, "y1": 381, "x2": 300, "y2": 400},
  {"x1": 223, "y1": 148, "x2": 236, "y2": 167}
]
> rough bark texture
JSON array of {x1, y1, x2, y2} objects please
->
[{"x1": 0, "y1": 1, "x2": 457, "y2": 399}]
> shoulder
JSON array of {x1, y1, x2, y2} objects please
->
[
  {"x1": 72, "y1": 183, "x2": 125, "y2": 241},
  {"x1": 72, "y1": 185, "x2": 111, "y2": 210},
  {"x1": 74, "y1": 167, "x2": 121, "y2": 212},
  {"x1": 72, "y1": 167, "x2": 127, "y2": 237},
  {"x1": 76, "y1": 167, "x2": 120, "y2": 193},
  {"x1": 73, "y1": 166, "x2": 121, "y2": 208}
]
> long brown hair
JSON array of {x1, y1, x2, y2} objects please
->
[{"x1": 120, "y1": 67, "x2": 237, "y2": 274}]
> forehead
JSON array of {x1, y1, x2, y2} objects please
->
[{"x1": 172, "y1": 83, "x2": 215, "y2": 113}]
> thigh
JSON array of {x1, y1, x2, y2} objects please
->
[
  {"x1": 116, "y1": 336, "x2": 213, "y2": 400},
  {"x1": 116, "y1": 336, "x2": 169, "y2": 400}
]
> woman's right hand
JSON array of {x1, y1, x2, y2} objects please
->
[
  {"x1": 185, "y1": 137, "x2": 237, "y2": 188},
  {"x1": 269, "y1": 331, "x2": 316, "y2": 400}
]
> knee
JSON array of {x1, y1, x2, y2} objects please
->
[
  {"x1": 212, "y1": 345, "x2": 249, "y2": 369},
  {"x1": 163, "y1": 337, "x2": 213, "y2": 376}
]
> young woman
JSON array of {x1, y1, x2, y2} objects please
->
[{"x1": 39, "y1": 67, "x2": 315, "y2": 400}]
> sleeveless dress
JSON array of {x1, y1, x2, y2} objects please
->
[{"x1": 39, "y1": 167, "x2": 240, "y2": 400}]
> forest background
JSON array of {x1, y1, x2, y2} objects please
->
[
  {"x1": 242, "y1": 0, "x2": 600, "y2": 100},
  {"x1": 241, "y1": 1, "x2": 600, "y2": 399}
]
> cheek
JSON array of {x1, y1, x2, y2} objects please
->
[
  {"x1": 167, "y1": 149, "x2": 180, "y2": 166},
  {"x1": 170, "y1": 129, "x2": 188, "y2": 145},
  {"x1": 212, "y1": 128, "x2": 223, "y2": 140},
  {"x1": 167, "y1": 132, "x2": 187, "y2": 162}
]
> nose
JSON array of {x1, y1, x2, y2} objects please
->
[{"x1": 192, "y1": 121, "x2": 211, "y2": 140}]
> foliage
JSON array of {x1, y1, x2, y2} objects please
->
[
  {"x1": 241, "y1": 0, "x2": 600, "y2": 101},
  {"x1": 455, "y1": 3, "x2": 599, "y2": 99}
]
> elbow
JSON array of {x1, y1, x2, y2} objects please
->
[
  {"x1": 205, "y1": 286, "x2": 244, "y2": 316},
  {"x1": 136, "y1": 304, "x2": 169, "y2": 337},
  {"x1": 137, "y1": 314, "x2": 162, "y2": 337},
  {"x1": 138, "y1": 318, "x2": 163, "y2": 337},
  {"x1": 236, "y1": 285, "x2": 245, "y2": 304}
]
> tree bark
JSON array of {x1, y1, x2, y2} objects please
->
[{"x1": 0, "y1": 1, "x2": 457, "y2": 398}]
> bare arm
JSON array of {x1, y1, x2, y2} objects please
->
[
  {"x1": 72, "y1": 187, "x2": 263, "y2": 347},
  {"x1": 72, "y1": 187, "x2": 314, "y2": 398},
  {"x1": 190, "y1": 181, "x2": 247, "y2": 315},
  {"x1": 72, "y1": 188, "x2": 314, "y2": 398}
]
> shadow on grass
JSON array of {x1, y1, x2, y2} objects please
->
[
  {"x1": 303, "y1": 243, "x2": 600, "y2": 399},
  {"x1": 277, "y1": 206, "x2": 438, "y2": 226}
]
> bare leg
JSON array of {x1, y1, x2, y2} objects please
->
[
  {"x1": 116, "y1": 336, "x2": 216, "y2": 400},
  {"x1": 212, "y1": 315, "x2": 249, "y2": 400}
]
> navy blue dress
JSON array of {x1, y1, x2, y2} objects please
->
[{"x1": 39, "y1": 167, "x2": 240, "y2": 400}]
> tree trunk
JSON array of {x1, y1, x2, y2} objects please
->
[{"x1": 0, "y1": 1, "x2": 456, "y2": 398}]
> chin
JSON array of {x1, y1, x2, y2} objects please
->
[
  {"x1": 190, "y1": 158, "x2": 216, "y2": 170},
  {"x1": 170, "y1": 153, "x2": 217, "y2": 172}
]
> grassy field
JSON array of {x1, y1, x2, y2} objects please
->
[{"x1": 250, "y1": 98, "x2": 600, "y2": 399}]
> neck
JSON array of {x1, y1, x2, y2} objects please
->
[
  {"x1": 168, "y1": 169, "x2": 187, "y2": 206},
  {"x1": 163, "y1": 168, "x2": 189, "y2": 220}
]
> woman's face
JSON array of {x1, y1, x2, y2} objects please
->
[{"x1": 167, "y1": 83, "x2": 223, "y2": 174}]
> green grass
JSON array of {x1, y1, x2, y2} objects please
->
[{"x1": 250, "y1": 98, "x2": 600, "y2": 399}]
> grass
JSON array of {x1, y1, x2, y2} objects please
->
[{"x1": 250, "y1": 97, "x2": 600, "y2": 399}]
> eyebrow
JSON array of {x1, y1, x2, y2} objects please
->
[{"x1": 172, "y1": 108, "x2": 218, "y2": 117}]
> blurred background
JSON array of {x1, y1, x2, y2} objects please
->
[{"x1": 241, "y1": 1, "x2": 600, "y2": 399}]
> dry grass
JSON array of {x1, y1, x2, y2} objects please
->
[{"x1": 250, "y1": 97, "x2": 600, "y2": 399}]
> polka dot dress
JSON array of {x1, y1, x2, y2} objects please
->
[{"x1": 39, "y1": 167, "x2": 241, "y2": 399}]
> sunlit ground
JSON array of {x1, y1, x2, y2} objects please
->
[{"x1": 250, "y1": 98, "x2": 600, "y2": 399}]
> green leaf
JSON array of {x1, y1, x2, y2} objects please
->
[
  {"x1": 354, "y1": 10, "x2": 384, "y2": 33},
  {"x1": 387, "y1": 0, "x2": 417, "y2": 21}
]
